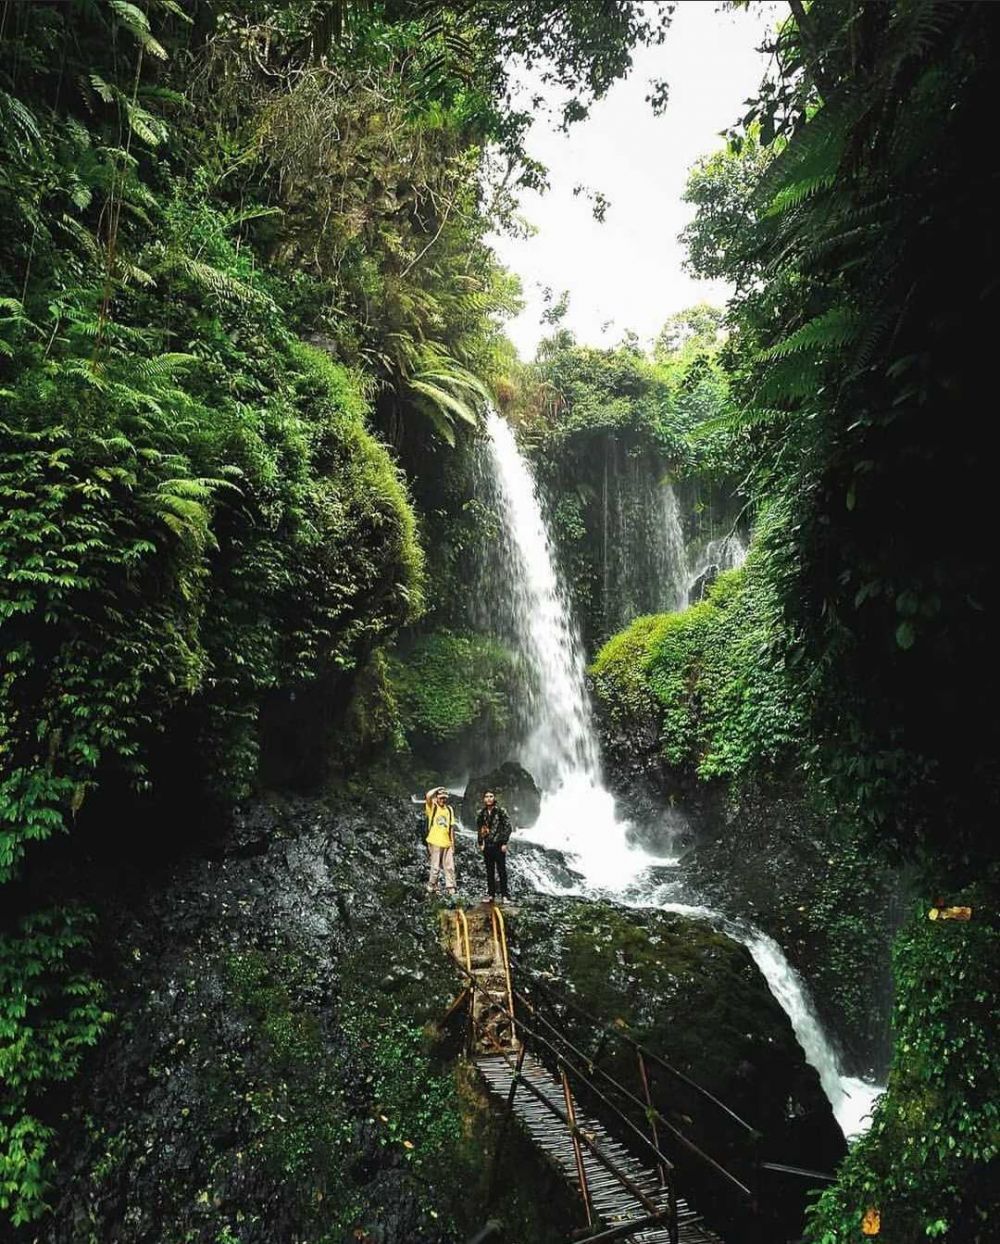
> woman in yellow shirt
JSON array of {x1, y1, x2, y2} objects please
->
[{"x1": 425, "y1": 786, "x2": 457, "y2": 896}]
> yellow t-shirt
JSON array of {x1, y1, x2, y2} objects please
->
[{"x1": 425, "y1": 800, "x2": 455, "y2": 848}]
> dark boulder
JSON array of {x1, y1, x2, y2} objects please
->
[
  {"x1": 464, "y1": 761, "x2": 541, "y2": 827},
  {"x1": 510, "y1": 896, "x2": 847, "y2": 1241}
]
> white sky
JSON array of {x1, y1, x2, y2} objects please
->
[{"x1": 490, "y1": 1, "x2": 780, "y2": 359}]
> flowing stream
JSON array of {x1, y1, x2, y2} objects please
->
[{"x1": 478, "y1": 409, "x2": 883, "y2": 1139}]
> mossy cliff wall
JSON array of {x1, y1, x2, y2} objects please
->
[{"x1": 589, "y1": 565, "x2": 898, "y2": 1074}]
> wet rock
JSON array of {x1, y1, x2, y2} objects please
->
[
  {"x1": 37, "y1": 792, "x2": 570, "y2": 1244},
  {"x1": 464, "y1": 761, "x2": 541, "y2": 827},
  {"x1": 511, "y1": 895, "x2": 846, "y2": 1240}
]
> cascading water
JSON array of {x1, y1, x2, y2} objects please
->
[
  {"x1": 477, "y1": 407, "x2": 882, "y2": 1137},
  {"x1": 482, "y1": 409, "x2": 601, "y2": 786},
  {"x1": 598, "y1": 441, "x2": 690, "y2": 628},
  {"x1": 480, "y1": 410, "x2": 656, "y2": 887},
  {"x1": 686, "y1": 530, "x2": 748, "y2": 603},
  {"x1": 657, "y1": 481, "x2": 690, "y2": 613},
  {"x1": 740, "y1": 928, "x2": 883, "y2": 1138}
]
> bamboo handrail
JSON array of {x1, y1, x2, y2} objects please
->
[
  {"x1": 455, "y1": 906, "x2": 472, "y2": 975},
  {"x1": 515, "y1": 988, "x2": 754, "y2": 1200},
  {"x1": 447, "y1": 950, "x2": 680, "y2": 1180},
  {"x1": 489, "y1": 902, "x2": 516, "y2": 1044},
  {"x1": 456, "y1": 969, "x2": 666, "y2": 1222}
]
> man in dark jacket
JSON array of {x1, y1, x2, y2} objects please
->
[{"x1": 476, "y1": 790, "x2": 512, "y2": 901}]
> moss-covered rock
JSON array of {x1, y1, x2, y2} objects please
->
[
  {"x1": 387, "y1": 630, "x2": 522, "y2": 769},
  {"x1": 511, "y1": 896, "x2": 846, "y2": 1239}
]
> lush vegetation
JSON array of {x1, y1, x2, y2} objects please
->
[
  {"x1": 0, "y1": 908, "x2": 110, "y2": 1223},
  {"x1": 807, "y1": 895, "x2": 998, "y2": 1243},
  {"x1": 591, "y1": 560, "x2": 802, "y2": 781},
  {"x1": 3, "y1": 0, "x2": 999, "y2": 1237},
  {"x1": 688, "y1": 0, "x2": 1000, "y2": 877},
  {"x1": 502, "y1": 310, "x2": 743, "y2": 643},
  {"x1": 389, "y1": 630, "x2": 520, "y2": 751},
  {"x1": 588, "y1": 1, "x2": 1000, "y2": 1237},
  {"x1": 0, "y1": 0, "x2": 678, "y2": 1226}
]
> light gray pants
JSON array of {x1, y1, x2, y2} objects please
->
[{"x1": 427, "y1": 844, "x2": 456, "y2": 892}]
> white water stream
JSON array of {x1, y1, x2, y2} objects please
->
[{"x1": 479, "y1": 409, "x2": 883, "y2": 1139}]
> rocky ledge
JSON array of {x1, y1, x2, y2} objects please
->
[{"x1": 31, "y1": 791, "x2": 845, "y2": 1244}]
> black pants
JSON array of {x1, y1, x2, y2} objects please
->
[{"x1": 483, "y1": 841, "x2": 509, "y2": 898}]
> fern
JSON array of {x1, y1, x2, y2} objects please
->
[
  {"x1": 108, "y1": 1, "x2": 168, "y2": 60},
  {"x1": 0, "y1": 91, "x2": 42, "y2": 154},
  {"x1": 757, "y1": 306, "x2": 861, "y2": 362}
]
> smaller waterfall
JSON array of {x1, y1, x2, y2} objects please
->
[
  {"x1": 742, "y1": 930, "x2": 884, "y2": 1138},
  {"x1": 594, "y1": 442, "x2": 691, "y2": 630},
  {"x1": 656, "y1": 483, "x2": 690, "y2": 613},
  {"x1": 686, "y1": 530, "x2": 748, "y2": 603}
]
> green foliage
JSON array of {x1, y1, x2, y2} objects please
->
[
  {"x1": 522, "y1": 341, "x2": 665, "y2": 439},
  {"x1": 0, "y1": 229, "x2": 424, "y2": 877},
  {"x1": 683, "y1": 1, "x2": 1000, "y2": 873},
  {"x1": 503, "y1": 329, "x2": 744, "y2": 645},
  {"x1": 389, "y1": 629, "x2": 519, "y2": 746},
  {"x1": 805, "y1": 897, "x2": 999, "y2": 1243},
  {"x1": 0, "y1": 909, "x2": 109, "y2": 1224},
  {"x1": 338, "y1": 1002, "x2": 463, "y2": 1175},
  {"x1": 223, "y1": 950, "x2": 354, "y2": 1183},
  {"x1": 591, "y1": 556, "x2": 804, "y2": 782}
]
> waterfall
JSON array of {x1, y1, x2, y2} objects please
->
[
  {"x1": 686, "y1": 530, "x2": 748, "y2": 603},
  {"x1": 656, "y1": 482, "x2": 690, "y2": 613},
  {"x1": 482, "y1": 409, "x2": 601, "y2": 786},
  {"x1": 476, "y1": 409, "x2": 881, "y2": 1137},
  {"x1": 597, "y1": 442, "x2": 690, "y2": 629},
  {"x1": 480, "y1": 411, "x2": 656, "y2": 887},
  {"x1": 741, "y1": 928, "x2": 884, "y2": 1139}
]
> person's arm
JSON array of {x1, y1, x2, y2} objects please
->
[
  {"x1": 499, "y1": 808, "x2": 512, "y2": 849},
  {"x1": 425, "y1": 787, "x2": 441, "y2": 820}
]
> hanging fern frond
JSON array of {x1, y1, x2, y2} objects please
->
[
  {"x1": 757, "y1": 306, "x2": 861, "y2": 362},
  {"x1": 108, "y1": 1, "x2": 168, "y2": 60},
  {"x1": 0, "y1": 91, "x2": 42, "y2": 155}
]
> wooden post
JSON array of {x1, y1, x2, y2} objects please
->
[
  {"x1": 561, "y1": 1065, "x2": 593, "y2": 1227},
  {"x1": 637, "y1": 1050, "x2": 676, "y2": 1244}
]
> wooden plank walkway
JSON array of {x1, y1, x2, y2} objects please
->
[{"x1": 476, "y1": 1051, "x2": 725, "y2": 1244}]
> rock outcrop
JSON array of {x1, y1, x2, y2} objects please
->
[
  {"x1": 36, "y1": 795, "x2": 567, "y2": 1244},
  {"x1": 464, "y1": 761, "x2": 542, "y2": 827}
]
